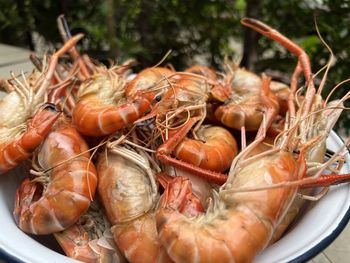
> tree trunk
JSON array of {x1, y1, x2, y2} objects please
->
[
  {"x1": 241, "y1": 0, "x2": 262, "y2": 71},
  {"x1": 16, "y1": 0, "x2": 34, "y2": 50},
  {"x1": 106, "y1": 0, "x2": 119, "y2": 57}
]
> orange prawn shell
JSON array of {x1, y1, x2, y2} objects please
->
[
  {"x1": 156, "y1": 151, "x2": 306, "y2": 263},
  {"x1": 97, "y1": 151, "x2": 173, "y2": 263},
  {"x1": 270, "y1": 81, "x2": 290, "y2": 115},
  {"x1": 72, "y1": 91, "x2": 154, "y2": 136},
  {"x1": 54, "y1": 201, "x2": 126, "y2": 263},
  {"x1": 72, "y1": 73, "x2": 154, "y2": 136},
  {"x1": 173, "y1": 126, "x2": 238, "y2": 173},
  {"x1": 214, "y1": 67, "x2": 280, "y2": 131},
  {"x1": 112, "y1": 212, "x2": 173, "y2": 263},
  {"x1": 0, "y1": 105, "x2": 60, "y2": 174},
  {"x1": 184, "y1": 65, "x2": 217, "y2": 82},
  {"x1": 55, "y1": 225, "x2": 104, "y2": 263},
  {"x1": 14, "y1": 117, "x2": 98, "y2": 235},
  {"x1": 97, "y1": 152, "x2": 155, "y2": 225},
  {"x1": 215, "y1": 90, "x2": 279, "y2": 131},
  {"x1": 161, "y1": 76, "x2": 209, "y2": 106},
  {"x1": 125, "y1": 67, "x2": 174, "y2": 97}
]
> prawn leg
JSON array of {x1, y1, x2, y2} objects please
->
[
  {"x1": 240, "y1": 18, "x2": 312, "y2": 83},
  {"x1": 54, "y1": 200, "x2": 126, "y2": 263},
  {"x1": 157, "y1": 173, "x2": 204, "y2": 218},
  {"x1": 57, "y1": 15, "x2": 91, "y2": 79},
  {"x1": 300, "y1": 173, "x2": 350, "y2": 189},
  {"x1": 240, "y1": 18, "x2": 316, "y2": 118}
]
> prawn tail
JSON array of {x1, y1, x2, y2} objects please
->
[
  {"x1": 13, "y1": 178, "x2": 39, "y2": 232},
  {"x1": 54, "y1": 224, "x2": 119, "y2": 263}
]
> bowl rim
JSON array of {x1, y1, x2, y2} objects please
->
[
  {"x1": 0, "y1": 248, "x2": 24, "y2": 263},
  {"x1": 0, "y1": 131, "x2": 349, "y2": 263},
  {"x1": 288, "y1": 132, "x2": 350, "y2": 263}
]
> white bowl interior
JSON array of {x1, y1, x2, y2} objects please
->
[{"x1": 0, "y1": 132, "x2": 349, "y2": 262}]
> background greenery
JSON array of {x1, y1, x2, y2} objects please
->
[{"x1": 0, "y1": 0, "x2": 349, "y2": 134}]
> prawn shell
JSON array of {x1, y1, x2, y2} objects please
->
[
  {"x1": 97, "y1": 149, "x2": 173, "y2": 263},
  {"x1": 173, "y1": 126, "x2": 238, "y2": 173},
  {"x1": 14, "y1": 118, "x2": 98, "y2": 235},
  {"x1": 97, "y1": 152, "x2": 154, "y2": 225},
  {"x1": 215, "y1": 91, "x2": 279, "y2": 131},
  {"x1": 157, "y1": 151, "x2": 304, "y2": 263},
  {"x1": 125, "y1": 67, "x2": 174, "y2": 97},
  {"x1": 111, "y1": 212, "x2": 172, "y2": 263}
]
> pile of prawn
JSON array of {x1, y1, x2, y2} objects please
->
[{"x1": 1, "y1": 15, "x2": 350, "y2": 263}]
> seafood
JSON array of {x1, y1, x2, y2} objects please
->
[
  {"x1": 72, "y1": 64, "x2": 156, "y2": 137},
  {"x1": 156, "y1": 102, "x2": 306, "y2": 263},
  {"x1": 0, "y1": 103, "x2": 60, "y2": 173},
  {"x1": 13, "y1": 116, "x2": 98, "y2": 234},
  {"x1": 157, "y1": 172, "x2": 204, "y2": 218},
  {"x1": 214, "y1": 69, "x2": 280, "y2": 131},
  {"x1": 157, "y1": 144, "x2": 306, "y2": 262},
  {"x1": 5, "y1": 14, "x2": 350, "y2": 263},
  {"x1": 57, "y1": 15, "x2": 91, "y2": 80},
  {"x1": 155, "y1": 17, "x2": 348, "y2": 263},
  {"x1": 137, "y1": 71, "x2": 210, "y2": 124},
  {"x1": 0, "y1": 35, "x2": 83, "y2": 173},
  {"x1": 151, "y1": 69, "x2": 238, "y2": 183},
  {"x1": 97, "y1": 142, "x2": 206, "y2": 263},
  {"x1": 155, "y1": 76, "x2": 274, "y2": 184},
  {"x1": 173, "y1": 124, "x2": 238, "y2": 173},
  {"x1": 184, "y1": 65, "x2": 217, "y2": 82},
  {"x1": 55, "y1": 17, "x2": 155, "y2": 137},
  {"x1": 185, "y1": 65, "x2": 238, "y2": 102},
  {"x1": 240, "y1": 17, "x2": 348, "y2": 243},
  {"x1": 161, "y1": 167, "x2": 213, "y2": 208},
  {"x1": 54, "y1": 199, "x2": 126, "y2": 263},
  {"x1": 96, "y1": 145, "x2": 164, "y2": 263},
  {"x1": 270, "y1": 80, "x2": 290, "y2": 115},
  {"x1": 156, "y1": 117, "x2": 238, "y2": 184},
  {"x1": 125, "y1": 67, "x2": 174, "y2": 97}
]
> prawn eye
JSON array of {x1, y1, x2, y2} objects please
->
[
  {"x1": 155, "y1": 95, "x2": 162, "y2": 101},
  {"x1": 42, "y1": 103, "x2": 59, "y2": 112},
  {"x1": 292, "y1": 149, "x2": 300, "y2": 155}
]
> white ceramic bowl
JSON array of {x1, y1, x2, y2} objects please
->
[{"x1": 0, "y1": 131, "x2": 349, "y2": 263}]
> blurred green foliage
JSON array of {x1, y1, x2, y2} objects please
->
[
  {"x1": 0, "y1": 0, "x2": 349, "y2": 133},
  {"x1": 259, "y1": 0, "x2": 350, "y2": 135}
]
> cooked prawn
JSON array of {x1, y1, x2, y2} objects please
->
[
  {"x1": 156, "y1": 77, "x2": 273, "y2": 184},
  {"x1": 0, "y1": 35, "x2": 83, "y2": 173},
  {"x1": 13, "y1": 116, "x2": 98, "y2": 234},
  {"x1": 72, "y1": 68, "x2": 155, "y2": 136},
  {"x1": 54, "y1": 199, "x2": 126, "y2": 263},
  {"x1": 125, "y1": 67, "x2": 174, "y2": 97},
  {"x1": 97, "y1": 145, "x2": 166, "y2": 263},
  {"x1": 154, "y1": 17, "x2": 349, "y2": 263},
  {"x1": 214, "y1": 70, "x2": 280, "y2": 131}
]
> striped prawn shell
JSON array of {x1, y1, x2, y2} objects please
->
[
  {"x1": 97, "y1": 149, "x2": 173, "y2": 263},
  {"x1": 54, "y1": 200, "x2": 127, "y2": 263},
  {"x1": 173, "y1": 125, "x2": 238, "y2": 173},
  {"x1": 13, "y1": 117, "x2": 98, "y2": 235},
  {"x1": 0, "y1": 104, "x2": 60, "y2": 174},
  {"x1": 72, "y1": 73, "x2": 154, "y2": 137},
  {"x1": 157, "y1": 151, "x2": 304, "y2": 263}
]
